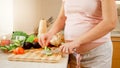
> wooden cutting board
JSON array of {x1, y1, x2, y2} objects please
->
[{"x1": 8, "y1": 48, "x2": 62, "y2": 63}]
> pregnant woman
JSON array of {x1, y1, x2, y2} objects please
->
[{"x1": 39, "y1": 0, "x2": 117, "y2": 68}]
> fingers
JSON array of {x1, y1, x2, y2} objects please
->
[
  {"x1": 59, "y1": 44, "x2": 74, "y2": 54},
  {"x1": 41, "y1": 35, "x2": 46, "y2": 46},
  {"x1": 46, "y1": 37, "x2": 51, "y2": 46},
  {"x1": 60, "y1": 44, "x2": 67, "y2": 53},
  {"x1": 61, "y1": 46, "x2": 68, "y2": 53},
  {"x1": 38, "y1": 34, "x2": 47, "y2": 48},
  {"x1": 38, "y1": 33, "x2": 52, "y2": 48},
  {"x1": 38, "y1": 38, "x2": 43, "y2": 47}
]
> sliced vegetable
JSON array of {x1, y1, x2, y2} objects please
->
[
  {"x1": 45, "y1": 51, "x2": 52, "y2": 56},
  {"x1": 44, "y1": 46, "x2": 52, "y2": 56},
  {"x1": 44, "y1": 46, "x2": 51, "y2": 51}
]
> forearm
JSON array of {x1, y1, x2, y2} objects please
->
[
  {"x1": 76, "y1": 0, "x2": 117, "y2": 46},
  {"x1": 48, "y1": 17, "x2": 66, "y2": 35},
  {"x1": 76, "y1": 20, "x2": 116, "y2": 45},
  {"x1": 48, "y1": 4, "x2": 66, "y2": 36}
]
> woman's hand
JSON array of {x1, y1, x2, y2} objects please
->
[
  {"x1": 59, "y1": 40, "x2": 81, "y2": 54},
  {"x1": 38, "y1": 33, "x2": 53, "y2": 48}
]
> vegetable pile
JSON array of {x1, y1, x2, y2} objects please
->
[
  {"x1": 0, "y1": 31, "x2": 63, "y2": 55},
  {"x1": 0, "y1": 40, "x2": 22, "y2": 52},
  {"x1": 0, "y1": 31, "x2": 41, "y2": 54}
]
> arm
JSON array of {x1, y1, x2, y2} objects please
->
[
  {"x1": 48, "y1": 4, "x2": 66, "y2": 36},
  {"x1": 39, "y1": 4, "x2": 66, "y2": 47},
  {"x1": 76, "y1": 0, "x2": 117, "y2": 45}
]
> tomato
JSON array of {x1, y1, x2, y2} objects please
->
[
  {"x1": 13, "y1": 49, "x2": 18, "y2": 54},
  {"x1": 13, "y1": 47, "x2": 24, "y2": 54},
  {"x1": 33, "y1": 37, "x2": 38, "y2": 42},
  {"x1": 0, "y1": 40, "x2": 10, "y2": 46},
  {"x1": 18, "y1": 47, "x2": 24, "y2": 54}
]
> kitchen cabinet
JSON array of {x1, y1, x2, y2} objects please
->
[{"x1": 111, "y1": 37, "x2": 120, "y2": 68}]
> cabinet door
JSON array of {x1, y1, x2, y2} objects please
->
[{"x1": 112, "y1": 37, "x2": 120, "y2": 68}]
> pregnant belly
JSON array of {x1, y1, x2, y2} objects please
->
[
  {"x1": 64, "y1": 22, "x2": 95, "y2": 40},
  {"x1": 77, "y1": 43, "x2": 103, "y2": 54}
]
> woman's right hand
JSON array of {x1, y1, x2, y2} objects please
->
[{"x1": 38, "y1": 33, "x2": 53, "y2": 48}]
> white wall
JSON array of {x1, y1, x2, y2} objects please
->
[
  {"x1": 0, "y1": 0, "x2": 62, "y2": 35},
  {"x1": 0, "y1": 0, "x2": 13, "y2": 36},
  {"x1": 115, "y1": 1, "x2": 120, "y2": 32},
  {"x1": 13, "y1": 0, "x2": 42, "y2": 34},
  {"x1": 13, "y1": 0, "x2": 62, "y2": 34}
]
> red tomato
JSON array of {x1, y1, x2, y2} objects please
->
[
  {"x1": 13, "y1": 49, "x2": 18, "y2": 54},
  {"x1": 13, "y1": 47, "x2": 24, "y2": 54},
  {"x1": 0, "y1": 40, "x2": 10, "y2": 46}
]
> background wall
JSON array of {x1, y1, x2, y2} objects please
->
[
  {"x1": 13, "y1": 0, "x2": 42, "y2": 34},
  {"x1": 0, "y1": 0, "x2": 13, "y2": 36},
  {"x1": 113, "y1": 1, "x2": 120, "y2": 32},
  {"x1": 1, "y1": 0, "x2": 118, "y2": 36},
  {"x1": 13, "y1": 0, "x2": 62, "y2": 34},
  {"x1": 40, "y1": 0, "x2": 62, "y2": 19}
]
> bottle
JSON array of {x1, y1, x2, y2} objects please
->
[{"x1": 37, "y1": 19, "x2": 47, "y2": 38}]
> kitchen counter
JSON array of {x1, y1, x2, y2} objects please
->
[
  {"x1": 116, "y1": 1, "x2": 120, "y2": 5},
  {"x1": 111, "y1": 31, "x2": 120, "y2": 37},
  {"x1": 0, "y1": 50, "x2": 69, "y2": 68}
]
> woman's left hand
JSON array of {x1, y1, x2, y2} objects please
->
[{"x1": 59, "y1": 41, "x2": 80, "y2": 54}]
